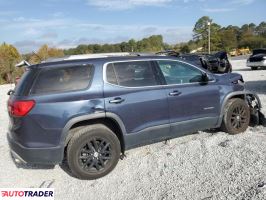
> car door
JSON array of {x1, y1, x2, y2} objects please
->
[
  {"x1": 155, "y1": 59, "x2": 221, "y2": 137},
  {"x1": 103, "y1": 60, "x2": 170, "y2": 149}
]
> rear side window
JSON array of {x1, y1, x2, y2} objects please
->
[
  {"x1": 31, "y1": 65, "x2": 93, "y2": 95},
  {"x1": 106, "y1": 61, "x2": 158, "y2": 87},
  {"x1": 14, "y1": 69, "x2": 34, "y2": 96}
]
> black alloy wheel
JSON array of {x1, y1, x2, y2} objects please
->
[
  {"x1": 230, "y1": 104, "x2": 249, "y2": 130},
  {"x1": 67, "y1": 124, "x2": 121, "y2": 180},
  {"x1": 78, "y1": 137, "x2": 112, "y2": 172},
  {"x1": 221, "y1": 98, "x2": 250, "y2": 134}
]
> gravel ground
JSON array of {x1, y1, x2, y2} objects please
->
[{"x1": 0, "y1": 59, "x2": 266, "y2": 200}]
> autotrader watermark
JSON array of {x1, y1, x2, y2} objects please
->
[{"x1": 0, "y1": 188, "x2": 54, "y2": 199}]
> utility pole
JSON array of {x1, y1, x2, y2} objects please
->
[{"x1": 207, "y1": 21, "x2": 211, "y2": 54}]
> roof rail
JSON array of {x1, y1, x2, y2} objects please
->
[
  {"x1": 129, "y1": 52, "x2": 156, "y2": 56},
  {"x1": 64, "y1": 52, "x2": 132, "y2": 60},
  {"x1": 43, "y1": 52, "x2": 158, "y2": 63},
  {"x1": 43, "y1": 52, "x2": 133, "y2": 63}
]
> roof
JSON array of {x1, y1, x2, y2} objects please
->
[{"x1": 30, "y1": 53, "x2": 179, "y2": 68}]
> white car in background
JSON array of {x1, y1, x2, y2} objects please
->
[{"x1": 247, "y1": 48, "x2": 266, "y2": 70}]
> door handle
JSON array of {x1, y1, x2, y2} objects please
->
[
  {"x1": 169, "y1": 90, "x2": 182, "y2": 96},
  {"x1": 109, "y1": 97, "x2": 125, "y2": 104}
]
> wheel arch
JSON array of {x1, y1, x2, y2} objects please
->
[
  {"x1": 61, "y1": 113, "x2": 127, "y2": 154},
  {"x1": 217, "y1": 90, "x2": 261, "y2": 127}
]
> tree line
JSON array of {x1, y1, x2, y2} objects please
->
[
  {"x1": 0, "y1": 16, "x2": 266, "y2": 84},
  {"x1": 64, "y1": 35, "x2": 165, "y2": 55},
  {"x1": 187, "y1": 16, "x2": 266, "y2": 53}
]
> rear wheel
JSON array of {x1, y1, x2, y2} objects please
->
[
  {"x1": 251, "y1": 66, "x2": 258, "y2": 70},
  {"x1": 67, "y1": 124, "x2": 121, "y2": 180},
  {"x1": 220, "y1": 98, "x2": 250, "y2": 134}
]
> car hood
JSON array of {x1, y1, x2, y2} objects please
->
[{"x1": 214, "y1": 72, "x2": 243, "y2": 83}]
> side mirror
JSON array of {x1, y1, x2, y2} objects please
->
[
  {"x1": 201, "y1": 73, "x2": 209, "y2": 83},
  {"x1": 7, "y1": 89, "x2": 14, "y2": 96}
]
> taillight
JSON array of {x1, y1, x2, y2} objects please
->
[
  {"x1": 15, "y1": 77, "x2": 20, "y2": 85},
  {"x1": 8, "y1": 100, "x2": 35, "y2": 117}
]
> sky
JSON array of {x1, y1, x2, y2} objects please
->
[{"x1": 0, "y1": 0, "x2": 265, "y2": 53}]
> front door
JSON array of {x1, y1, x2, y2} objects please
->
[{"x1": 156, "y1": 59, "x2": 221, "y2": 137}]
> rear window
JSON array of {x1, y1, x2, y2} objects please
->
[
  {"x1": 253, "y1": 49, "x2": 266, "y2": 55},
  {"x1": 31, "y1": 65, "x2": 93, "y2": 95},
  {"x1": 106, "y1": 61, "x2": 158, "y2": 87},
  {"x1": 14, "y1": 68, "x2": 36, "y2": 96}
]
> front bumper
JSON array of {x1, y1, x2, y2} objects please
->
[
  {"x1": 247, "y1": 60, "x2": 266, "y2": 67},
  {"x1": 7, "y1": 132, "x2": 64, "y2": 165}
]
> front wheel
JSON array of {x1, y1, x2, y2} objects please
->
[
  {"x1": 220, "y1": 98, "x2": 250, "y2": 134},
  {"x1": 67, "y1": 124, "x2": 121, "y2": 180}
]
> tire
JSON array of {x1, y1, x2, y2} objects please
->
[
  {"x1": 220, "y1": 98, "x2": 250, "y2": 134},
  {"x1": 67, "y1": 124, "x2": 121, "y2": 180},
  {"x1": 251, "y1": 67, "x2": 258, "y2": 70}
]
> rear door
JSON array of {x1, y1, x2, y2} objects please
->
[
  {"x1": 103, "y1": 60, "x2": 170, "y2": 149},
  {"x1": 155, "y1": 59, "x2": 221, "y2": 137}
]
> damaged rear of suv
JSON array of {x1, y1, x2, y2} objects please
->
[{"x1": 7, "y1": 53, "x2": 263, "y2": 180}]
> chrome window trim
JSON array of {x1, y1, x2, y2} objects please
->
[{"x1": 103, "y1": 59, "x2": 216, "y2": 89}]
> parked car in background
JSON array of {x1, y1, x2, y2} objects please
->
[
  {"x1": 7, "y1": 53, "x2": 261, "y2": 180},
  {"x1": 247, "y1": 48, "x2": 266, "y2": 70},
  {"x1": 157, "y1": 50, "x2": 232, "y2": 73},
  {"x1": 206, "y1": 51, "x2": 232, "y2": 73}
]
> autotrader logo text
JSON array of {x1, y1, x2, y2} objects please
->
[{"x1": 0, "y1": 188, "x2": 54, "y2": 200}]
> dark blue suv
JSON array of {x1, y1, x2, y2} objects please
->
[{"x1": 7, "y1": 54, "x2": 262, "y2": 179}]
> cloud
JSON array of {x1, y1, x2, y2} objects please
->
[
  {"x1": 56, "y1": 36, "x2": 131, "y2": 49},
  {"x1": 52, "y1": 12, "x2": 64, "y2": 17},
  {"x1": 24, "y1": 27, "x2": 41, "y2": 36},
  {"x1": 231, "y1": 0, "x2": 255, "y2": 5},
  {"x1": 201, "y1": 0, "x2": 255, "y2": 13},
  {"x1": 142, "y1": 27, "x2": 158, "y2": 33},
  {"x1": 0, "y1": 10, "x2": 18, "y2": 16},
  {"x1": 87, "y1": 0, "x2": 173, "y2": 10},
  {"x1": 13, "y1": 17, "x2": 26, "y2": 22},
  {"x1": 39, "y1": 32, "x2": 58, "y2": 40},
  {"x1": 3, "y1": 16, "x2": 193, "y2": 53},
  {"x1": 12, "y1": 23, "x2": 192, "y2": 53},
  {"x1": 13, "y1": 40, "x2": 46, "y2": 53},
  {"x1": 202, "y1": 8, "x2": 234, "y2": 12}
]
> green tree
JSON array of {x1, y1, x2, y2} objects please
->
[
  {"x1": 256, "y1": 22, "x2": 266, "y2": 37},
  {"x1": 0, "y1": 43, "x2": 21, "y2": 84},
  {"x1": 64, "y1": 35, "x2": 164, "y2": 54},
  {"x1": 128, "y1": 39, "x2": 137, "y2": 52},
  {"x1": 239, "y1": 35, "x2": 266, "y2": 49},
  {"x1": 180, "y1": 45, "x2": 190, "y2": 53},
  {"x1": 219, "y1": 28, "x2": 238, "y2": 51},
  {"x1": 193, "y1": 16, "x2": 221, "y2": 52},
  {"x1": 29, "y1": 44, "x2": 64, "y2": 64}
]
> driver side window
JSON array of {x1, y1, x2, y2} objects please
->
[{"x1": 157, "y1": 60, "x2": 203, "y2": 85}]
